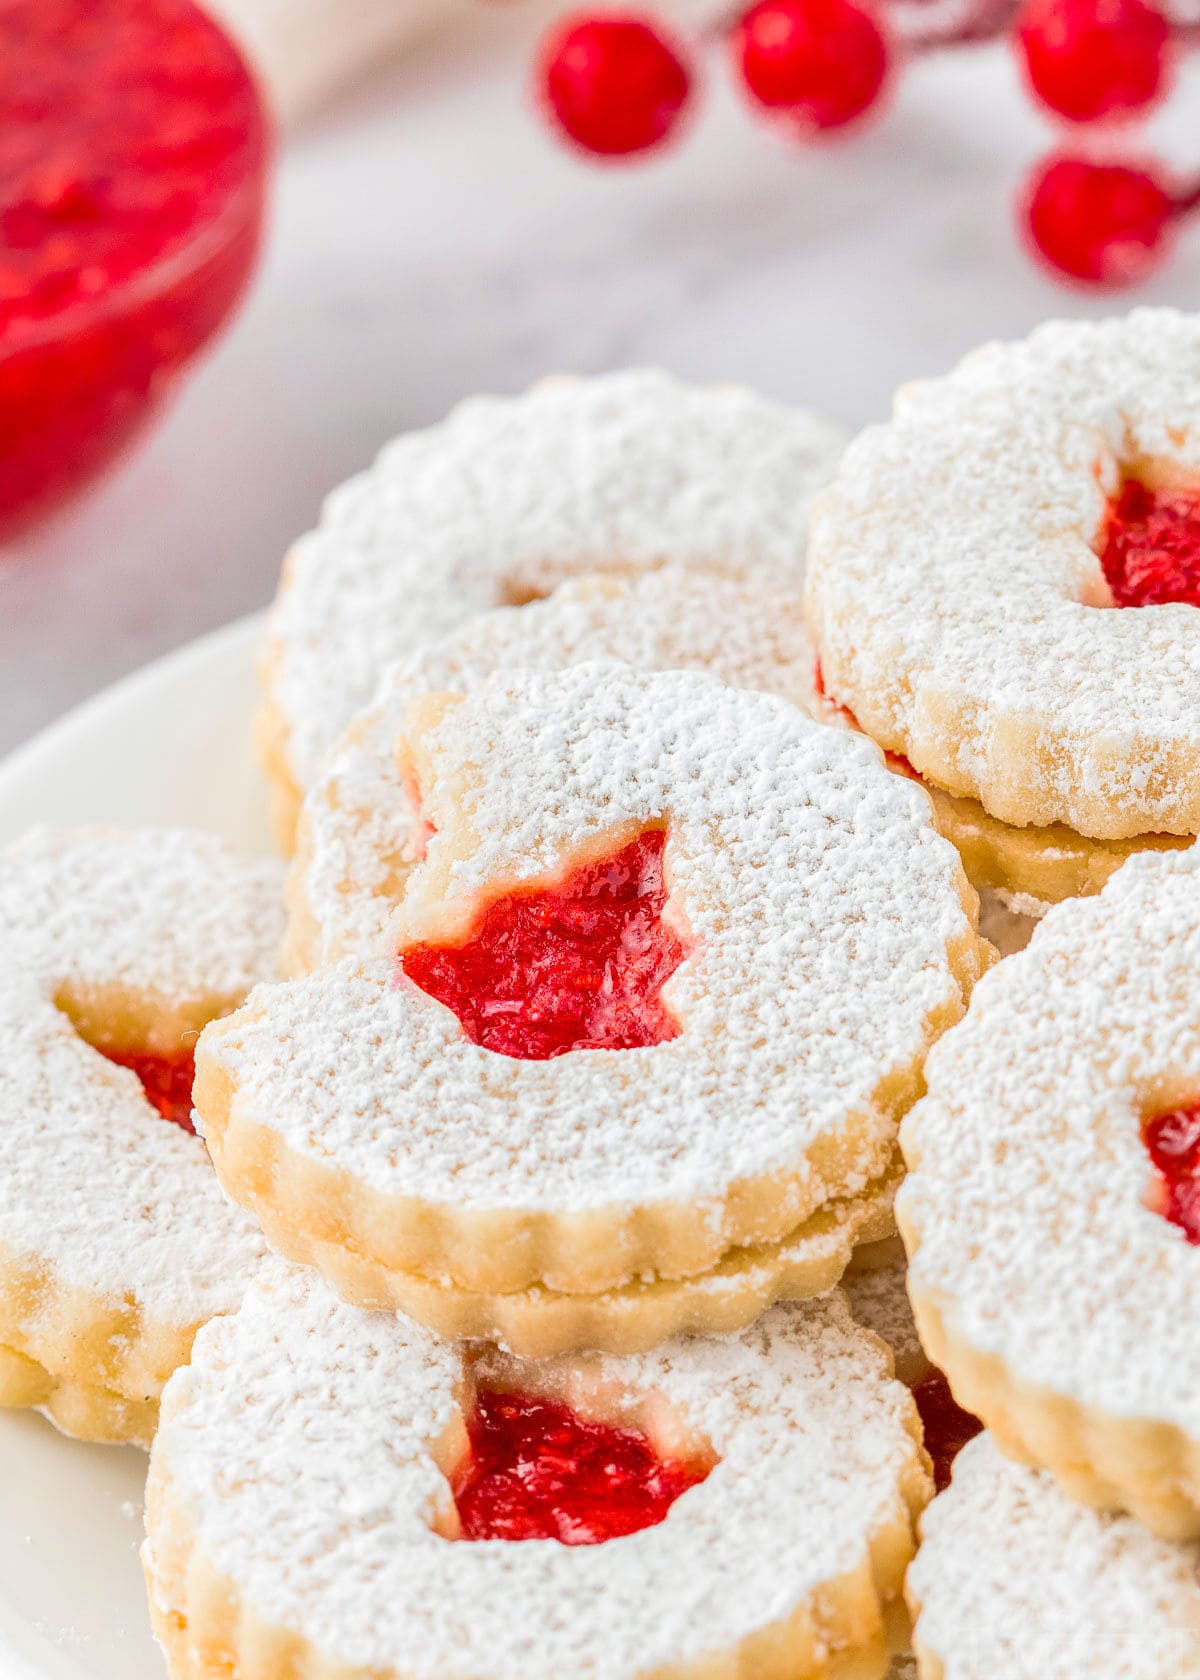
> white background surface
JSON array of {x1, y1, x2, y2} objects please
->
[{"x1": 1, "y1": 11, "x2": 1200, "y2": 753}]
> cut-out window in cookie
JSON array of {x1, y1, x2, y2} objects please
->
[
  {"x1": 450, "y1": 1385, "x2": 714, "y2": 1545},
  {"x1": 57, "y1": 994, "x2": 198, "y2": 1134},
  {"x1": 1099, "y1": 477, "x2": 1200, "y2": 608},
  {"x1": 399, "y1": 829, "x2": 688, "y2": 1060},
  {"x1": 94, "y1": 1044, "x2": 197, "y2": 1132},
  {"x1": 1143, "y1": 1101, "x2": 1200, "y2": 1243}
]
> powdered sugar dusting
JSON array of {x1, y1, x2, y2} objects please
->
[
  {"x1": 910, "y1": 1436, "x2": 1200, "y2": 1679},
  {"x1": 0, "y1": 829, "x2": 280, "y2": 1317},
  {"x1": 266, "y1": 371, "x2": 845, "y2": 793},
  {"x1": 216, "y1": 667, "x2": 981, "y2": 1226},
  {"x1": 900, "y1": 844, "x2": 1200, "y2": 1431},
  {"x1": 298, "y1": 569, "x2": 817, "y2": 964},
  {"x1": 806, "y1": 308, "x2": 1200, "y2": 839},
  {"x1": 149, "y1": 1265, "x2": 925, "y2": 1680}
]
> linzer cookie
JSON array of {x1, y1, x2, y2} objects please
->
[
  {"x1": 143, "y1": 1265, "x2": 931, "y2": 1680},
  {"x1": 0, "y1": 828, "x2": 280, "y2": 1446},
  {"x1": 908, "y1": 1436, "x2": 1200, "y2": 1679},
  {"x1": 806, "y1": 308, "x2": 1200, "y2": 908},
  {"x1": 197, "y1": 666, "x2": 989, "y2": 1354},
  {"x1": 900, "y1": 846, "x2": 1200, "y2": 1537},
  {"x1": 259, "y1": 370, "x2": 845, "y2": 846}
]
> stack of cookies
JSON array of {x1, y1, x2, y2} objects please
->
[{"x1": 3, "y1": 321, "x2": 1200, "y2": 1680}]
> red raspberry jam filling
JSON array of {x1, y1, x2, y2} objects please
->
[
  {"x1": 399, "y1": 829, "x2": 687, "y2": 1060},
  {"x1": 103, "y1": 1047, "x2": 196, "y2": 1132},
  {"x1": 0, "y1": 0, "x2": 268, "y2": 531},
  {"x1": 1099, "y1": 479, "x2": 1200, "y2": 608},
  {"x1": 912, "y1": 1366, "x2": 982, "y2": 1492},
  {"x1": 88, "y1": 1041, "x2": 196, "y2": 1133},
  {"x1": 451, "y1": 1389, "x2": 711, "y2": 1544},
  {"x1": 812, "y1": 663, "x2": 919, "y2": 780},
  {"x1": 1143, "y1": 1103, "x2": 1200, "y2": 1243}
]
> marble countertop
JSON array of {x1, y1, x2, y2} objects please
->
[{"x1": 2, "y1": 12, "x2": 1199, "y2": 756}]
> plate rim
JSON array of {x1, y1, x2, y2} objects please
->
[{"x1": 0, "y1": 612, "x2": 264, "y2": 801}]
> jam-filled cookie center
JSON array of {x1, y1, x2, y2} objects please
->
[
  {"x1": 451, "y1": 1388, "x2": 712, "y2": 1545},
  {"x1": 399, "y1": 829, "x2": 687, "y2": 1060},
  {"x1": 1100, "y1": 479, "x2": 1200, "y2": 609},
  {"x1": 1143, "y1": 1102, "x2": 1200, "y2": 1243}
]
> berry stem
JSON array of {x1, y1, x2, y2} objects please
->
[
  {"x1": 1164, "y1": 9, "x2": 1200, "y2": 37},
  {"x1": 889, "y1": 0, "x2": 1021, "y2": 51},
  {"x1": 721, "y1": 0, "x2": 1024, "y2": 52},
  {"x1": 1171, "y1": 174, "x2": 1200, "y2": 217},
  {"x1": 900, "y1": 0, "x2": 1021, "y2": 49}
]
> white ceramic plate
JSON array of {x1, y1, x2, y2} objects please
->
[{"x1": 0, "y1": 615, "x2": 270, "y2": 1680}]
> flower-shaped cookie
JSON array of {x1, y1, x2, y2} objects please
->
[
  {"x1": 199, "y1": 666, "x2": 987, "y2": 1353},
  {"x1": 807, "y1": 308, "x2": 1200, "y2": 905},
  {"x1": 144, "y1": 1265, "x2": 931, "y2": 1680}
]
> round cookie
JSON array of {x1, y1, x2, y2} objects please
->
[
  {"x1": 907, "y1": 1435, "x2": 1200, "y2": 1679},
  {"x1": 260, "y1": 369, "x2": 846, "y2": 846},
  {"x1": 197, "y1": 666, "x2": 989, "y2": 1353},
  {"x1": 285, "y1": 568, "x2": 815, "y2": 971},
  {"x1": 0, "y1": 828, "x2": 281, "y2": 1446},
  {"x1": 806, "y1": 308, "x2": 1200, "y2": 896},
  {"x1": 144, "y1": 1265, "x2": 931, "y2": 1680},
  {"x1": 900, "y1": 845, "x2": 1200, "y2": 1537}
]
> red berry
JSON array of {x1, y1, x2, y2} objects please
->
[
  {"x1": 0, "y1": 0, "x2": 268, "y2": 534},
  {"x1": 734, "y1": 0, "x2": 889, "y2": 137},
  {"x1": 536, "y1": 13, "x2": 692, "y2": 158},
  {"x1": 1023, "y1": 155, "x2": 1174, "y2": 286},
  {"x1": 1016, "y1": 0, "x2": 1170, "y2": 124}
]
